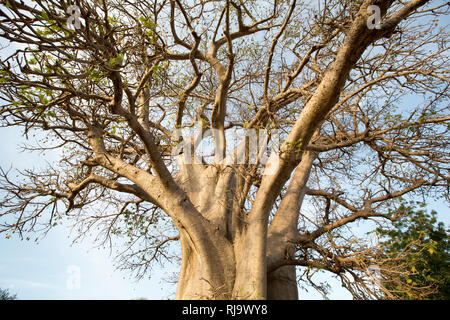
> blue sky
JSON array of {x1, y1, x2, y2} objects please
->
[
  {"x1": 0, "y1": 223, "x2": 174, "y2": 300},
  {"x1": 0, "y1": 126, "x2": 179, "y2": 300}
]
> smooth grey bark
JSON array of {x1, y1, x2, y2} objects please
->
[
  {"x1": 265, "y1": 151, "x2": 317, "y2": 300},
  {"x1": 267, "y1": 266, "x2": 299, "y2": 300}
]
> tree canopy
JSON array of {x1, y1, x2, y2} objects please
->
[
  {"x1": 375, "y1": 202, "x2": 449, "y2": 299},
  {"x1": 0, "y1": 0, "x2": 449, "y2": 299}
]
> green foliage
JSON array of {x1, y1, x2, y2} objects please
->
[
  {"x1": 0, "y1": 288, "x2": 17, "y2": 300},
  {"x1": 108, "y1": 53, "x2": 125, "y2": 67},
  {"x1": 139, "y1": 17, "x2": 157, "y2": 43},
  {"x1": 87, "y1": 69, "x2": 103, "y2": 83},
  {"x1": 376, "y1": 202, "x2": 450, "y2": 299}
]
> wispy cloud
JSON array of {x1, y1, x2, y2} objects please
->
[{"x1": 0, "y1": 277, "x2": 53, "y2": 289}]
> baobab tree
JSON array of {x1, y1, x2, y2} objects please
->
[{"x1": 0, "y1": 0, "x2": 448, "y2": 299}]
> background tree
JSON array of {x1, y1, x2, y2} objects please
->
[
  {"x1": 0, "y1": 0, "x2": 448, "y2": 299},
  {"x1": 0, "y1": 288, "x2": 17, "y2": 300},
  {"x1": 374, "y1": 202, "x2": 449, "y2": 299}
]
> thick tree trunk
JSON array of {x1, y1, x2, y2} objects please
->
[
  {"x1": 176, "y1": 229, "x2": 300, "y2": 300},
  {"x1": 172, "y1": 151, "x2": 314, "y2": 300},
  {"x1": 176, "y1": 230, "x2": 236, "y2": 299},
  {"x1": 267, "y1": 266, "x2": 298, "y2": 300},
  {"x1": 173, "y1": 163, "x2": 242, "y2": 299},
  {"x1": 176, "y1": 239, "x2": 299, "y2": 300},
  {"x1": 264, "y1": 152, "x2": 316, "y2": 300}
]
